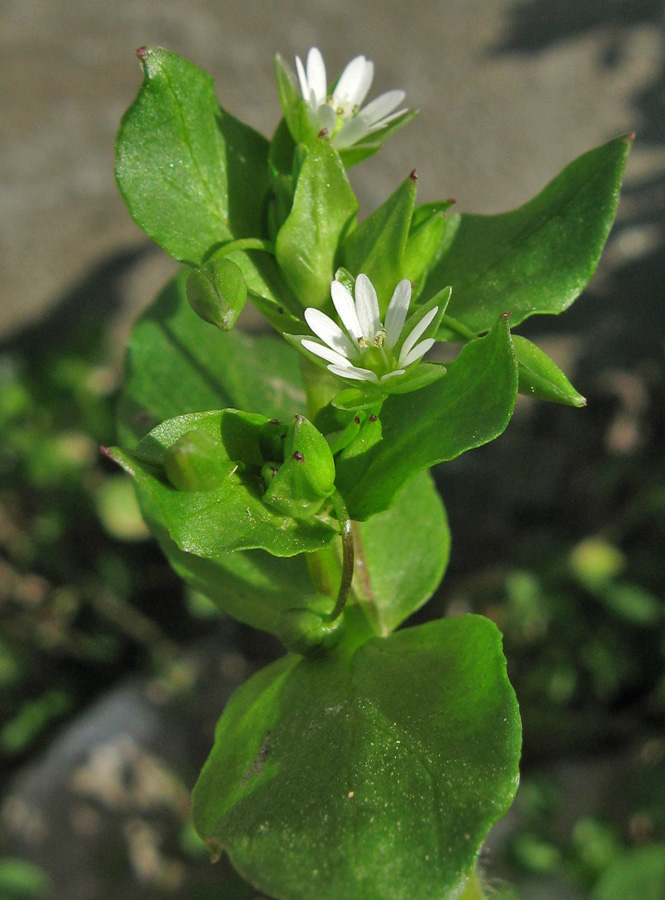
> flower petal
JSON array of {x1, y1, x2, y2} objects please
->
[
  {"x1": 304, "y1": 308, "x2": 357, "y2": 359},
  {"x1": 295, "y1": 55, "x2": 309, "y2": 100},
  {"x1": 315, "y1": 103, "x2": 337, "y2": 134},
  {"x1": 399, "y1": 306, "x2": 438, "y2": 363},
  {"x1": 333, "y1": 55, "x2": 374, "y2": 110},
  {"x1": 400, "y1": 337, "x2": 435, "y2": 368},
  {"x1": 359, "y1": 90, "x2": 406, "y2": 127},
  {"x1": 306, "y1": 47, "x2": 327, "y2": 106},
  {"x1": 331, "y1": 116, "x2": 371, "y2": 149},
  {"x1": 354, "y1": 274, "x2": 382, "y2": 340},
  {"x1": 331, "y1": 280, "x2": 363, "y2": 341},
  {"x1": 301, "y1": 339, "x2": 352, "y2": 369},
  {"x1": 384, "y1": 279, "x2": 412, "y2": 349},
  {"x1": 327, "y1": 364, "x2": 379, "y2": 383}
]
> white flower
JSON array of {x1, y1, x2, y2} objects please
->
[
  {"x1": 301, "y1": 275, "x2": 438, "y2": 384},
  {"x1": 295, "y1": 47, "x2": 407, "y2": 150}
]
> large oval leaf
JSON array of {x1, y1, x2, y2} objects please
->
[
  {"x1": 116, "y1": 47, "x2": 269, "y2": 265},
  {"x1": 193, "y1": 615, "x2": 521, "y2": 900},
  {"x1": 425, "y1": 135, "x2": 631, "y2": 333}
]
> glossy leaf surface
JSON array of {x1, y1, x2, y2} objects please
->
[
  {"x1": 116, "y1": 47, "x2": 269, "y2": 265},
  {"x1": 426, "y1": 135, "x2": 631, "y2": 333}
]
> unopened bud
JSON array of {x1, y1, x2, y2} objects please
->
[{"x1": 186, "y1": 256, "x2": 247, "y2": 330}]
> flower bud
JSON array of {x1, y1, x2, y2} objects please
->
[
  {"x1": 163, "y1": 429, "x2": 236, "y2": 491},
  {"x1": 186, "y1": 256, "x2": 247, "y2": 330},
  {"x1": 262, "y1": 415, "x2": 336, "y2": 519},
  {"x1": 259, "y1": 419, "x2": 288, "y2": 463}
]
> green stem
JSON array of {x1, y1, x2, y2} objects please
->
[
  {"x1": 327, "y1": 490, "x2": 354, "y2": 622},
  {"x1": 440, "y1": 314, "x2": 477, "y2": 342},
  {"x1": 458, "y1": 868, "x2": 489, "y2": 900},
  {"x1": 215, "y1": 237, "x2": 276, "y2": 256}
]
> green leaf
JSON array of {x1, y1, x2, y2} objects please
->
[
  {"x1": 425, "y1": 135, "x2": 632, "y2": 333},
  {"x1": 337, "y1": 315, "x2": 518, "y2": 520},
  {"x1": 403, "y1": 201, "x2": 457, "y2": 296},
  {"x1": 275, "y1": 140, "x2": 358, "y2": 308},
  {"x1": 0, "y1": 858, "x2": 51, "y2": 899},
  {"x1": 193, "y1": 615, "x2": 521, "y2": 900},
  {"x1": 108, "y1": 411, "x2": 337, "y2": 557},
  {"x1": 130, "y1": 468, "x2": 446, "y2": 643},
  {"x1": 353, "y1": 471, "x2": 449, "y2": 635},
  {"x1": 150, "y1": 528, "x2": 317, "y2": 638},
  {"x1": 593, "y1": 845, "x2": 665, "y2": 900},
  {"x1": 117, "y1": 270, "x2": 306, "y2": 449},
  {"x1": 340, "y1": 174, "x2": 417, "y2": 309},
  {"x1": 115, "y1": 47, "x2": 269, "y2": 265},
  {"x1": 513, "y1": 335, "x2": 586, "y2": 407}
]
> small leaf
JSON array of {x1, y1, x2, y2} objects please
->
[
  {"x1": 193, "y1": 615, "x2": 521, "y2": 900},
  {"x1": 275, "y1": 140, "x2": 358, "y2": 308},
  {"x1": 340, "y1": 174, "x2": 417, "y2": 309},
  {"x1": 117, "y1": 270, "x2": 306, "y2": 449},
  {"x1": 353, "y1": 471, "x2": 449, "y2": 635},
  {"x1": 402, "y1": 201, "x2": 455, "y2": 292},
  {"x1": 115, "y1": 47, "x2": 269, "y2": 265},
  {"x1": 425, "y1": 135, "x2": 632, "y2": 333},
  {"x1": 513, "y1": 335, "x2": 586, "y2": 407},
  {"x1": 337, "y1": 315, "x2": 518, "y2": 520}
]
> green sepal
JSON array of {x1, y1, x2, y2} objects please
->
[
  {"x1": 513, "y1": 335, "x2": 586, "y2": 407},
  {"x1": 259, "y1": 418, "x2": 288, "y2": 462},
  {"x1": 186, "y1": 256, "x2": 247, "y2": 330},
  {"x1": 275, "y1": 139, "x2": 358, "y2": 308},
  {"x1": 426, "y1": 134, "x2": 632, "y2": 333},
  {"x1": 263, "y1": 415, "x2": 336, "y2": 519},
  {"x1": 193, "y1": 615, "x2": 521, "y2": 900},
  {"x1": 274, "y1": 54, "x2": 302, "y2": 145},
  {"x1": 115, "y1": 47, "x2": 269, "y2": 265},
  {"x1": 314, "y1": 405, "x2": 364, "y2": 455},
  {"x1": 163, "y1": 429, "x2": 237, "y2": 491}
]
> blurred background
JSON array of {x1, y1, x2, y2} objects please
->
[{"x1": 1, "y1": 1, "x2": 664, "y2": 898}]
